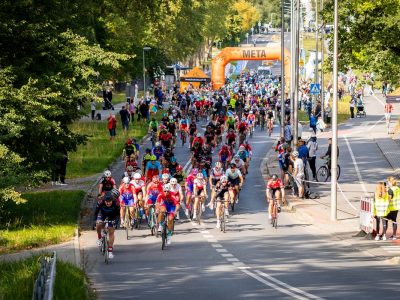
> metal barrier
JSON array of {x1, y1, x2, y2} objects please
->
[
  {"x1": 32, "y1": 251, "x2": 57, "y2": 300},
  {"x1": 359, "y1": 196, "x2": 374, "y2": 233}
]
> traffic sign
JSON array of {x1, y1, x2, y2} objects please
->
[{"x1": 310, "y1": 83, "x2": 321, "y2": 95}]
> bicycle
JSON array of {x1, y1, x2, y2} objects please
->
[
  {"x1": 150, "y1": 130, "x2": 157, "y2": 148},
  {"x1": 194, "y1": 194, "x2": 205, "y2": 225},
  {"x1": 148, "y1": 204, "x2": 157, "y2": 236},
  {"x1": 123, "y1": 205, "x2": 132, "y2": 240},
  {"x1": 99, "y1": 220, "x2": 113, "y2": 264},
  {"x1": 161, "y1": 211, "x2": 175, "y2": 250},
  {"x1": 230, "y1": 186, "x2": 240, "y2": 212},
  {"x1": 267, "y1": 119, "x2": 273, "y2": 136},
  {"x1": 216, "y1": 196, "x2": 228, "y2": 233},
  {"x1": 269, "y1": 196, "x2": 279, "y2": 229},
  {"x1": 180, "y1": 130, "x2": 187, "y2": 146},
  {"x1": 316, "y1": 158, "x2": 341, "y2": 182}
]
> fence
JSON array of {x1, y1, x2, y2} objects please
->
[
  {"x1": 359, "y1": 196, "x2": 374, "y2": 234},
  {"x1": 32, "y1": 251, "x2": 57, "y2": 300}
]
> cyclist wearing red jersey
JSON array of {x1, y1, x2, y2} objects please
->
[
  {"x1": 130, "y1": 173, "x2": 146, "y2": 218},
  {"x1": 184, "y1": 168, "x2": 197, "y2": 216},
  {"x1": 145, "y1": 175, "x2": 163, "y2": 217},
  {"x1": 169, "y1": 177, "x2": 183, "y2": 220},
  {"x1": 226, "y1": 129, "x2": 236, "y2": 150},
  {"x1": 157, "y1": 184, "x2": 179, "y2": 245},
  {"x1": 119, "y1": 177, "x2": 135, "y2": 228},
  {"x1": 98, "y1": 170, "x2": 117, "y2": 196},
  {"x1": 266, "y1": 174, "x2": 285, "y2": 220}
]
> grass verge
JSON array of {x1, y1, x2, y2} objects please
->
[
  {"x1": 0, "y1": 255, "x2": 94, "y2": 300},
  {"x1": 0, "y1": 190, "x2": 84, "y2": 254},
  {"x1": 298, "y1": 99, "x2": 350, "y2": 125}
]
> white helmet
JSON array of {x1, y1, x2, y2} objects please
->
[
  {"x1": 220, "y1": 175, "x2": 228, "y2": 182},
  {"x1": 136, "y1": 169, "x2": 142, "y2": 175},
  {"x1": 249, "y1": 110, "x2": 253, "y2": 114},
  {"x1": 162, "y1": 173, "x2": 170, "y2": 180},
  {"x1": 155, "y1": 142, "x2": 160, "y2": 147},
  {"x1": 292, "y1": 151, "x2": 299, "y2": 157},
  {"x1": 163, "y1": 184, "x2": 171, "y2": 192},
  {"x1": 123, "y1": 177, "x2": 130, "y2": 184},
  {"x1": 133, "y1": 173, "x2": 141, "y2": 179},
  {"x1": 196, "y1": 173, "x2": 204, "y2": 179},
  {"x1": 215, "y1": 162, "x2": 222, "y2": 168},
  {"x1": 196, "y1": 133, "x2": 202, "y2": 137},
  {"x1": 170, "y1": 178, "x2": 178, "y2": 185},
  {"x1": 104, "y1": 170, "x2": 112, "y2": 177}
]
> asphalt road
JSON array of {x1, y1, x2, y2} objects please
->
[{"x1": 80, "y1": 35, "x2": 400, "y2": 299}]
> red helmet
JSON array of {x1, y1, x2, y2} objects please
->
[
  {"x1": 126, "y1": 139, "x2": 133, "y2": 145},
  {"x1": 162, "y1": 168, "x2": 170, "y2": 174},
  {"x1": 176, "y1": 165, "x2": 183, "y2": 172}
]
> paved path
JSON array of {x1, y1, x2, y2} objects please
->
[{"x1": 79, "y1": 37, "x2": 400, "y2": 300}]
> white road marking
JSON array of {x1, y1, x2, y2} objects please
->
[
  {"x1": 221, "y1": 253, "x2": 234, "y2": 257},
  {"x1": 200, "y1": 230, "x2": 210, "y2": 234},
  {"x1": 226, "y1": 258, "x2": 240, "y2": 262},
  {"x1": 216, "y1": 249, "x2": 228, "y2": 253},
  {"x1": 211, "y1": 243, "x2": 223, "y2": 248},
  {"x1": 343, "y1": 136, "x2": 368, "y2": 194},
  {"x1": 373, "y1": 94, "x2": 386, "y2": 106},
  {"x1": 255, "y1": 270, "x2": 323, "y2": 300},
  {"x1": 203, "y1": 234, "x2": 214, "y2": 238}
]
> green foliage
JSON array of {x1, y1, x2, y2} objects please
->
[
  {"x1": 0, "y1": 190, "x2": 84, "y2": 253},
  {"x1": 322, "y1": 0, "x2": 400, "y2": 84},
  {"x1": 0, "y1": 256, "x2": 94, "y2": 300}
]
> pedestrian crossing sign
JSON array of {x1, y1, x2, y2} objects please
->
[{"x1": 310, "y1": 83, "x2": 321, "y2": 95}]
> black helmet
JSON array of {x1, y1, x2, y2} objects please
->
[{"x1": 104, "y1": 192, "x2": 113, "y2": 202}]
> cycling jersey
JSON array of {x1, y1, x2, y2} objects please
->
[
  {"x1": 124, "y1": 144, "x2": 136, "y2": 156},
  {"x1": 169, "y1": 184, "x2": 183, "y2": 199},
  {"x1": 225, "y1": 168, "x2": 242, "y2": 180},
  {"x1": 185, "y1": 174, "x2": 195, "y2": 193},
  {"x1": 193, "y1": 178, "x2": 206, "y2": 190},
  {"x1": 130, "y1": 180, "x2": 145, "y2": 194},
  {"x1": 149, "y1": 121, "x2": 158, "y2": 131},
  {"x1": 146, "y1": 182, "x2": 163, "y2": 204},
  {"x1": 152, "y1": 146, "x2": 165, "y2": 160},
  {"x1": 119, "y1": 185, "x2": 135, "y2": 206},
  {"x1": 237, "y1": 150, "x2": 249, "y2": 161},
  {"x1": 100, "y1": 177, "x2": 116, "y2": 192},
  {"x1": 156, "y1": 192, "x2": 179, "y2": 215},
  {"x1": 231, "y1": 158, "x2": 245, "y2": 168},
  {"x1": 94, "y1": 199, "x2": 120, "y2": 224},
  {"x1": 267, "y1": 179, "x2": 284, "y2": 190}
]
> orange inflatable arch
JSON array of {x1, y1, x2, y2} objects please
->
[{"x1": 211, "y1": 44, "x2": 290, "y2": 90}]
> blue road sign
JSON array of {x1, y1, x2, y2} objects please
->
[{"x1": 310, "y1": 83, "x2": 321, "y2": 95}]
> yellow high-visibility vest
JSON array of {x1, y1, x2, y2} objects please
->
[
  {"x1": 374, "y1": 194, "x2": 390, "y2": 217},
  {"x1": 389, "y1": 186, "x2": 400, "y2": 211}
]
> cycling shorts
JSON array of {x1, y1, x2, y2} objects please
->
[
  {"x1": 228, "y1": 177, "x2": 240, "y2": 186},
  {"x1": 147, "y1": 194, "x2": 158, "y2": 205},
  {"x1": 161, "y1": 201, "x2": 176, "y2": 216},
  {"x1": 121, "y1": 197, "x2": 134, "y2": 207},
  {"x1": 195, "y1": 188, "x2": 204, "y2": 196}
]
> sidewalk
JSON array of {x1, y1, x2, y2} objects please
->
[{"x1": 261, "y1": 91, "x2": 400, "y2": 263}]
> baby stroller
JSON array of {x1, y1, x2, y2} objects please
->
[{"x1": 356, "y1": 99, "x2": 366, "y2": 118}]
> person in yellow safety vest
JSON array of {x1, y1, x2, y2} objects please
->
[
  {"x1": 374, "y1": 181, "x2": 390, "y2": 241},
  {"x1": 230, "y1": 97, "x2": 236, "y2": 109},
  {"x1": 386, "y1": 176, "x2": 399, "y2": 240}
]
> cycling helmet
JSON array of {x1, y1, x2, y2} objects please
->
[
  {"x1": 230, "y1": 163, "x2": 237, "y2": 168},
  {"x1": 234, "y1": 155, "x2": 240, "y2": 160},
  {"x1": 196, "y1": 133, "x2": 202, "y2": 137},
  {"x1": 215, "y1": 162, "x2": 222, "y2": 168},
  {"x1": 163, "y1": 184, "x2": 171, "y2": 192},
  {"x1": 126, "y1": 165, "x2": 134, "y2": 172},
  {"x1": 104, "y1": 192, "x2": 113, "y2": 202},
  {"x1": 169, "y1": 115, "x2": 173, "y2": 120},
  {"x1": 170, "y1": 178, "x2": 178, "y2": 185},
  {"x1": 220, "y1": 175, "x2": 228, "y2": 182},
  {"x1": 176, "y1": 165, "x2": 183, "y2": 172},
  {"x1": 191, "y1": 168, "x2": 199, "y2": 175},
  {"x1": 249, "y1": 110, "x2": 253, "y2": 114},
  {"x1": 196, "y1": 173, "x2": 204, "y2": 179},
  {"x1": 133, "y1": 173, "x2": 141, "y2": 179},
  {"x1": 150, "y1": 155, "x2": 157, "y2": 161},
  {"x1": 136, "y1": 169, "x2": 142, "y2": 175},
  {"x1": 155, "y1": 142, "x2": 161, "y2": 147},
  {"x1": 162, "y1": 173, "x2": 170, "y2": 180},
  {"x1": 292, "y1": 151, "x2": 299, "y2": 157},
  {"x1": 239, "y1": 145, "x2": 245, "y2": 151},
  {"x1": 271, "y1": 174, "x2": 278, "y2": 180},
  {"x1": 170, "y1": 157, "x2": 177, "y2": 163},
  {"x1": 110, "y1": 188, "x2": 120, "y2": 199},
  {"x1": 104, "y1": 170, "x2": 112, "y2": 177},
  {"x1": 122, "y1": 177, "x2": 130, "y2": 184}
]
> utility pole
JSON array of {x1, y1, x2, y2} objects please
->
[
  {"x1": 280, "y1": 0, "x2": 285, "y2": 137},
  {"x1": 314, "y1": 0, "x2": 319, "y2": 109},
  {"x1": 320, "y1": 0, "x2": 325, "y2": 120},
  {"x1": 290, "y1": 0, "x2": 295, "y2": 129},
  {"x1": 331, "y1": 0, "x2": 339, "y2": 221},
  {"x1": 293, "y1": 0, "x2": 301, "y2": 150}
]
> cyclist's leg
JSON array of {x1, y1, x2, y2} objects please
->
[
  {"x1": 108, "y1": 226, "x2": 115, "y2": 247},
  {"x1": 96, "y1": 219, "x2": 104, "y2": 240},
  {"x1": 158, "y1": 205, "x2": 167, "y2": 226},
  {"x1": 120, "y1": 204, "x2": 125, "y2": 225}
]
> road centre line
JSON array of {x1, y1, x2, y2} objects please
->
[
  {"x1": 343, "y1": 136, "x2": 368, "y2": 194},
  {"x1": 373, "y1": 93, "x2": 386, "y2": 107}
]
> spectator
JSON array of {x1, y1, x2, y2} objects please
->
[
  {"x1": 374, "y1": 182, "x2": 390, "y2": 241},
  {"x1": 314, "y1": 101, "x2": 321, "y2": 118},
  {"x1": 306, "y1": 133, "x2": 318, "y2": 180},
  {"x1": 349, "y1": 96, "x2": 356, "y2": 118},
  {"x1": 119, "y1": 105, "x2": 130, "y2": 133},
  {"x1": 310, "y1": 113, "x2": 317, "y2": 134},
  {"x1": 387, "y1": 176, "x2": 399, "y2": 240},
  {"x1": 91, "y1": 100, "x2": 96, "y2": 120},
  {"x1": 128, "y1": 99, "x2": 135, "y2": 123},
  {"x1": 107, "y1": 113, "x2": 117, "y2": 141},
  {"x1": 139, "y1": 100, "x2": 149, "y2": 122},
  {"x1": 325, "y1": 103, "x2": 332, "y2": 124},
  {"x1": 292, "y1": 150, "x2": 305, "y2": 198},
  {"x1": 284, "y1": 122, "x2": 292, "y2": 144}
]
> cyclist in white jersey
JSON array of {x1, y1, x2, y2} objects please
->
[
  {"x1": 208, "y1": 162, "x2": 224, "y2": 209},
  {"x1": 225, "y1": 163, "x2": 243, "y2": 204},
  {"x1": 169, "y1": 177, "x2": 183, "y2": 220}
]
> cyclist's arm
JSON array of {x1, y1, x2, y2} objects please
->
[{"x1": 98, "y1": 184, "x2": 103, "y2": 196}]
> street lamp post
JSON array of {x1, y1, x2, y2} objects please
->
[
  {"x1": 314, "y1": 0, "x2": 319, "y2": 109},
  {"x1": 320, "y1": 0, "x2": 325, "y2": 121},
  {"x1": 251, "y1": 27, "x2": 254, "y2": 41},
  {"x1": 258, "y1": 21, "x2": 261, "y2": 33},
  {"x1": 143, "y1": 46, "x2": 151, "y2": 95},
  {"x1": 331, "y1": 0, "x2": 339, "y2": 221},
  {"x1": 246, "y1": 32, "x2": 249, "y2": 44},
  {"x1": 280, "y1": 0, "x2": 285, "y2": 138}
]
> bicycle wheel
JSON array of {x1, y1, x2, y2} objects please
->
[
  {"x1": 316, "y1": 166, "x2": 329, "y2": 182},
  {"x1": 161, "y1": 223, "x2": 167, "y2": 250},
  {"x1": 197, "y1": 201, "x2": 202, "y2": 225},
  {"x1": 150, "y1": 207, "x2": 155, "y2": 236},
  {"x1": 221, "y1": 207, "x2": 226, "y2": 233},
  {"x1": 104, "y1": 235, "x2": 109, "y2": 264},
  {"x1": 125, "y1": 208, "x2": 129, "y2": 240},
  {"x1": 273, "y1": 203, "x2": 278, "y2": 229}
]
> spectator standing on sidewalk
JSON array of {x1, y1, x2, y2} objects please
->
[
  {"x1": 91, "y1": 100, "x2": 96, "y2": 120},
  {"x1": 310, "y1": 113, "x2": 317, "y2": 134},
  {"x1": 387, "y1": 176, "x2": 399, "y2": 240},
  {"x1": 119, "y1": 105, "x2": 130, "y2": 133},
  {"x1": 384, "y1": 102, "x2": 394, "y2": 133},
  {"x1": 292, "y1": 151, "x2": 305, "y2": 198},
  {"x1": 306, "y1": 133, "x2": 318, "y2": 180},
  {"x1": 128, "y1": 98, "x2": 135, "y2": 123},
  {"x1": 374, "y1": 182, "x2": 390, "y2": 241},
  {"x1": 349, "y1": 96, "x2": 356, "y2": 118},
  {"x1": 107, "y1": 113, "x2": 117, "y2": 141}
]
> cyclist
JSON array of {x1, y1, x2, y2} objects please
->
[
  {"x1": 184, "y1": 168, "x2": 197, "y2": 216},
  {"x1": 94, "y1": 191, "x2": 120, "y2": 259},
  {"x1": 152, "y1": 142, "x2": 165, "y2": 160},
  {"x1": 247, "y1": 110, "x2": 256, "y2": 133},
  {"x1": 204, "y1": 125, "x2": 215, "y2": 147},
  {"x1": 131, "y1": 172, "x2": 146, "y2": 219},
  {"x1": 119, "y1": 177, "x2": 135, "y2": 228},
  {"x1": 267, "y1": 107, "x2": 274, "y2": 133},
  {"x1": 123, "y1": 165, "x2": 135, "y2": 182},
  {"x1": 266, "y1": 174, "x2": 285, "y2": 220},
  {"x1": 226, "y1": 129, "x2": 237, "y2": 151},
  {"x1": 98, "y1": 170, "x2": 117, "y2": 196},
  {"x1": 219, "y1": 143, "x2": 232, "y2": 169},
  {"x1": 384, "y1": 102, "x2": 394, "y2": 132},
  {"x1": 226, "y1": 114, "x2": 236, "y2": 131},
  {"x1": 193, "y1": 172, "x2": 208, "y2": 220},
  {"x1": 237, "y1": 146, "x2": 250, "y2": 174},
  {"x1": 214, "y1": 175, "x2": 231, "y2": 228},
  {"x1": 188, "y1": 119, "x2": 197, "y2": 149},
  {"x1": 123, "y1": 139, "x2": 137, "y2": 164},
  {"x1": 159, "y1": 126, "x2": 173, "y2": 149},
  {"x1": 231, "y1": 155, "x2": 246, "y2": 176},
  {"x1": 192, "y1": 132, "x2": 204, "y2": 149},
  {"x1": 157, "y1": 184, "x2": 178, "y2": 245},
  {"x1": 169, "y1": 177, "x2": 184, "y2": 220},
  {"x1": 208, "y1": 162, "x2": 224, "y2": 209},
  {"x1": 179, "y1": 117, "x2": 189, "y2": 144},
  {"x1": 145, "y1": 175, "x2": 163, "y2": 218},
  {"x1": 141, "y1": 148, "x2": 152, "y2": 171},
  {"x1": 225, "y1": 163, "x2": 244, "y2": 207},
  {"x1": 320, "y1": 137, "x2": 339, "y2": 170},
  {"x1": 145, "y1": 155, "x2": 162, "y2": 182}
]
